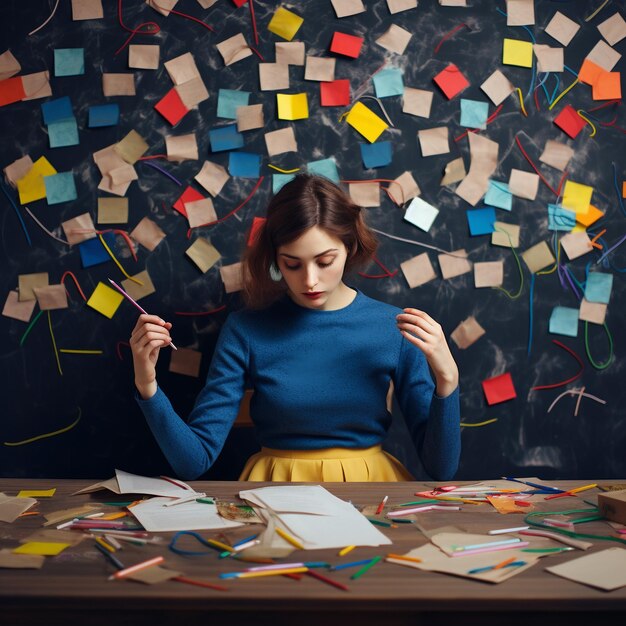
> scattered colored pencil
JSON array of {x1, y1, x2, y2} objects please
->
[
  {"x1": 107, "y1": 555, "x2": 164, "y2": 581},
  {"x1": 350, "y1": 556, "x2": 382, "y2": 580}
]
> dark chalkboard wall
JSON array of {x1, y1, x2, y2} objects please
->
[{"x1": 1, "y1": 0, "x2": 624, "y2": 481}]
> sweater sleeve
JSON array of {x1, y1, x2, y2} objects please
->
[
  {"x1": 135, "y1": 314, "x2": 249, "y2": 480},
  {"x1": 392, "y1": 337, "x2": 461, "y2": 480}
]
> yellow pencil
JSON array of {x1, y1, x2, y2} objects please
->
[
  {"x1": 95, "y1": 536, "x2": 115, "y2": 553},
  {"x1": 338, "y1": 545, "x2": 356, "y2": 557},
  {"x1": 207, "y1": 539, "x2": 235, "y2": 552},
  {"x1": 237, "y1": 567, "x2": 309, "y2": 579},
  {"x1": 275, "y1": 527, "x2": 304, "y2": 550},
  {"x1": 570, "y1": 483, "x2": 597, "y2": 494}
]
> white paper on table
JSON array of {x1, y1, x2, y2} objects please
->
[
  {"x1": 239, "y1": 485, "x2": 350, "y2": 515},
  {"x1": 72, "y1": 469, "x2": 194, "y2": 497},
  {"x1": 545, "y1": 548, "x2": 626, "y2": 591},
  {"x1": 129, "y1": 497, "x2": 243, "y2": 532}
]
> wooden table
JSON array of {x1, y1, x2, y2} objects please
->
[{"x1": 1, "y1": 479, "x2": 625, "y2": 626}]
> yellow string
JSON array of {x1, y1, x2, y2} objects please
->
[
  {"x1": 576, "y1": 110, "x2": 597, "y2": 137},
  {"x1": 460, "y1": 419, "x2": 498, "y2": 427},
  {"x1": 267, "y1": 164, "x2": 301, "y2": 174},
  {"x1": 58, "y1": 349, "x2": 103, "y2": 354},
  {"x1": 548, "y1": 78, "x2": 579, "y2": 110},
  {"x1": 47, "y1": 311, "x2": 63, "y2": 376},
  {"x1": 4, "y1": 408, "x2": 82, "y2": 446},
  {"x1": 98, "y1": 234, "x2": 142, "y2": 285},
  {"x1": 584, "y1": 0, "x2": 609, "y2": 22},
  {"x1": 537, "y1": 238, "x2": 561, "y2": 276},
  {"x1": 338, "y1": 111, "x2": 349, "y2": 123},
  {"x1": 515, "y1": 88, "x2": 527, "y2": 116}
]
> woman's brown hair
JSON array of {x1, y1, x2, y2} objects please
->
[{"x1": 242, "y1": 175, "x2": 378, "y2": 309}]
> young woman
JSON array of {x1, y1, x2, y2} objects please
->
[{"x1": 131, "y1": 175, "x2": 461, "y2": 481}]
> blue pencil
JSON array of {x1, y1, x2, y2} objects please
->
[
  {"x1": 94, "y1": 542, "x2": 125, "y2": 570},
  {"x1": 330, "y1": 558, "x2": 373, "y2": 571},
  {"x1": 501, "y1": 477, "x2": 563, "y2": 493}
]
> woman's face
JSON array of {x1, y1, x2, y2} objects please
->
[{"x1": 276, "y1": 226, "x2": 351, "y2": 310}]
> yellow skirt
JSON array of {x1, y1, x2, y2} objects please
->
[{"x1": 238, "y1": 445, "x2": 414, "y2": 482}]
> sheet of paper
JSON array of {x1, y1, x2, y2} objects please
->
[
  {"x1": 460, "y1": 99, "x2": 489, "y2": 129},
  {"x1": 404, "y1": 197, "x2": 439, "y2": 231},
  {"x1": 482, "y1": 372, "x2": 517, "y2": 405},
  {"x1": 268, "y1": 6, "x2": 304, "y2": 41},
  {"x1": 474, "y1": 261, "x2": 503, "y2": 288},
  {"x1": 2, "y1": 291, "x2": 36, "y2": 322},
  {"x1": 13, "y1": 542, "x2": 70, "y2": 556},
  {"x1": 275, "y1": 41, "x2": 305, "y2": 66},
  {"x1": 345, "y1": 101, "x2": 388, "y2": 142},
  {"x1": 400, "y1": 253, "x2": 437, "y2": 288},
  {"x1": 376, "y1": 24, "x2": 412, "y2": 55},
  {"x1": 349, "y1": 182, "x2": 380, "y2": 207},
  {"x1": 121, "y1": 270, "x2": 156, "y2": 301},
  {"x1": 216, "y1": 33, "x2": 253, "y2": 66},
  {"x1": 130, "y1": 217, "x2": 166, "y2": 251},
  {"x1": 481, "y1": 69, "x2": 515, "y2": 105},
  {"x1": 546, "y1": 548, "x2": 626, "y2": 591},
  {"x1": 545, "y1": 11, "x2": 580, "y2": 46},
  {"x1": 0, "y1": 550, "x2": 44, "y2": 569},
  {"x1": 186, "y1": 237, "x2": 221, "y2": 273},
  {"x1": 304, "y1": 56, "x2": 336, "y2": 82},
  {"x1": 450, "y1": 316, "x2": 485, "y2": 349},
  {"x1": 0, "y1": 494, "x2": 37, "y2": 522},
  {"x1": 455, "y1": 133, "x2": 499, "y2": 206},
  {"x1": 265, "y1": 127, "x2": 297, "y2": 157},
  {"x1": 439, "y1": 249, "x2": 472, "y2": 280}
]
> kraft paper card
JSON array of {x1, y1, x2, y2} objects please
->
[
  {"x1": 579, "y1": 299, "x2": 607, "y2": 325},
  {"x1": 331, "y1": 0, "x2": 365, "y2": 18},
  {"x1": 539, "y1": 140, "x2": 574, "y2": 171},
  {"x1": 275, "y1": 42, "x2": 305, "y2": 66},
  {"x1": 392, "y1": 171, "x2": 420, "y2": 205},
  {"x1": 521, "y1": 241, "x2": 555, "y2": 273},
  {"x1": 349, "y1": 182, "x2": 380, "y2": 207},
  {"x1": 4, "y1": 155, "x2": 33, "y2": 187},
  {"x1": 62, "y1": 212, "x2": 96, "y2": 245},
  {"x1": 194, "y1": 160, "x2": 230, "y2": 196},
  {"x1": 33, "y1": 285, "x2": 68, "y2": 310},
  {"x1": 474, "y1": 261, "x2": 504, "y2": 288},
  {"x1": 546, "y1": 548, "x2": 626, "y2": 591},
  {"x1": 115, "y1": 130, "x2": 148, "y2": 164},
  {"x1": 122, "y1": 270, "x2": 156, "y2": 301},
  {"x1": 400, "y1": 253, "x2": 437, "y2": 288},
  {"x1": 506, "y1": 0, "x2": 534, "y2": 26},
  {"x1": 597, "y1": 12, "x2": 626, "y2": 47},
  {"x1": 71, "y1": 0, "x2": 104, "y2": 20},
  {"x1": 304, "y1": 56, "x2": 336, "y2": 82},
  {"x1": 175, "y1": 77, "x2": 209, "y2": 109},
  {"x1": 102, "y1": 73, "x2": 135, "y2": 96},
  {"x1": 259, "y1": 63, "x2": 290, "y2": 90},
  {"x1": 492, "y1": 222, "x2": 520, "y2": 248},
  {"x1": 545, "y1": 11, "x2": 580, "y2": 46},
  {"x1": 455, "y1": 133, "x2": 498, "y2": 206},
  {"x1": 22, "y1": 71, "x2": 52, "y2": 101},
  {"x1": 2, "y1": 290, "x2": 36, "y2": 322},
  {"x1": 418, "y1": 127, "x2": 449, "y2": 157},
  {"x1": 561, "y1": 231, "x2": 592, "y2": 260},
  {"x1": 508, "y1": 169, "x2": 539, "y2": 200},
  {"x1": 586, "y1": 40, "x2": 621, "y2": 72},
  {"x1": 186, "y1": 237, "x2": 221, "y2": 273},
  {"x1": 216, "y1": 33, "x2": 253, "y2": 66},
  {"x1": 0, "y1": 49, "x2": 20, "y2": 80},
  {"x1": 237, "y1": 103, "x2": 264, "y2": 131},
  {"x1": 130, "y1": 217, "x2": 166, "y2": 251},
  {"x1": 164, "y1": 52, "x2": 201, "y2": 85},
  {"x1": 264, "y1": 127, "x2": 297, "y2": 157},
  {"x1": 376, "y1": 24, "x2": 412, "y2": 54},
  {"x1": 18, "y1": 272, "x2": 49, "y2": 302},
  {"x1": 0, "y1": 550, "x2": 44, "y2": 569},
  {"x1": 98, "y1": 197, "x2": 128, "y2": 224},
  {"x1": 438, "y1": 250, "x2": 472, "y2": 280},
  {"x1": 166, "y1": 133, "x2": 198, "y2": 162},
  {"x1": 402, "y1": 87, "x2": 433, "y2": 118},
  {"x1": 185, "y1": 198, "x2": 217, "y2": 228},
  {"x1": 220, "y1": 262, "x2": 244, "y2": 293},
  {"x1": 533, "y1": 44, "x2": 564, "y2": 72},
  {"x1": 451, "y1": 316, "x2": 485, "y2": 349},
  {"x1": 441, "y1": 157, "x2": 466, "y2": 186},
  {"x1": 129, "y1": 44, "x2": 160, "y2": 70}
]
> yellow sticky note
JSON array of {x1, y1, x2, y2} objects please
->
[
  {"x1": 503, "y1": 38, "x2": 534, "y2": 68},
  {"x1": 16, "y1": 156, "x2": 57, "y2": 204},
  {"x1": 276, "y1": 93, "x2": 309, "y2": 120},
  {"x1": 562, "y1": 180, "x2": 593, "y2": 214},
  {"x1": 345, "y1": 101, "x2": 389, "y2": 143},
  {"x1": 268, "y1": 7, "x2": 303, "y2": 41},
  {"x1": 17, "y1": 488, "x2": 56, "y2": 498},
  {"x1": 13, "y1": 542, "x2": 70, "y2": 556},
  {"x1": 576, "y1": 204, "x2": 604, "y2": 227},
  {"x1": 87, "y1": 282, "x2": 124, "y2": 319}
]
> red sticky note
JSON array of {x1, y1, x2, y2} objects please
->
[
  {"x1": 553, "y1": 104, "x2": 586, "y2": 139},
  {"x1": 154, "y1": 87, "x2": 189, "y2": 126},
  {"x1": 0, "y1": 76, "x2": 26, "y2": 107},
  {"x1": 592, "y1": 72, "x2": 621, "y2": 101},
  {"x1": 482, "y1": 372, "x2": 517, "y2": 406},
  {"x1": 320, "y1": 79, "x2": 351, "y2": 106},
  {"x1": 232, "y1": 0, "x2": 248, "y2": 6},
  {"x1": 330, "y1": 32, "x2": 364, "y2": 59},
  {"x1": 247, "y1": 216, "x2": 266, "y2": 246},
  {"x1": 173, "y1": 186, "x2": 205, "y2": 218},
  {"x1": 433, "y1": 63, "x2": 469, "y2": 99}
]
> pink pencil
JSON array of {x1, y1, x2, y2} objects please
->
[{"x1": 108, "y1": 278, "x2": 177, "y2": 350}]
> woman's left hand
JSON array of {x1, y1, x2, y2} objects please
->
[{"x1": 396, "y1": 308, "x2": 459, "y2": 398}]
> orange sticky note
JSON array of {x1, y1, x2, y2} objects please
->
[
  {"x1": 0, "y1": 76, "x2": 26, "y2": 107},
  {"x1": 578, "y1": 59, "x2": 605, "y2": 86},
  {"x1": 592, "y1": 71, "x2": 621, "y2": 100},
  {"x1": 576, "y1": 204, "x2": 604, "y2": 227},
  {"x1": 623, "y1": 181, "x2": 626, "y2": 199}
]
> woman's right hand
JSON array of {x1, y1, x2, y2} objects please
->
[{"x1": 129, "y1": 314, "x2": 173, "y2": 399}]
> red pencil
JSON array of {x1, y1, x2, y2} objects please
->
[
  {"x1": 375, "y1": 495, "x2": 388, "y2": 515},
  {"x1": 306, "y1": 570, "x2": 349, "y2": 591},
  {"x1": 173, "y1": 576, "x2": 229, "y2": 592}
]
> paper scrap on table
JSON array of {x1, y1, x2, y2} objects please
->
[
  {"x1": 74, "y1": 469, "x2": 194, "y2": 497},
  {"x1": 0, "y1": 494, "x2": 37, "y2": 523},
  {"x1": 546, "y1": 548, "x2": 626, "y2": 591},
  {"x1": 0, "y1": 550, "x2": 45, "y2": 569}
]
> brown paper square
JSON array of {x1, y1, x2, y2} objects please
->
[
  {"x1": 71, "y1": 0, "x2": 104, "y2": 20},
  {"x1": 165, "y1": 133, "x2": 198, "y2": 162},
  {"x1": 121, "y1": 270, "x2": 156, "y2": 301},
  {"x1": 474, "y1": 261, "x2": 504, "y2": 288},
  {"x1": 481, "y1": 70, "x2": 515, "y2": 106},
  {"x1": 264, "y1": 127, "x2": 297, "y2": 157},
  {"x1": 114, "y1": 130, "x2": 148, "y2": 165},
  {"x1": 402, "y1": 88, "x2": 433, "y2": 118},
  {"x1": 539, "y1": 140, "x2": 574, "y2": 171},
  {"x1": 451, "y1": 316, "x2": 486, "y2": 349},
  {"x1": 164, "y1": 52, "x2": 201, "y2": 85},
  {"x1": 438, "y1": 249, "x2": 472, "y2": 280},
  {"x1": 275, "y1": 42, "x2": 306, "y2": 66},
  {"x1": 545, "y1": 11, "x2": 580, "y2": 46},
  {"x1": 216, "y1": 33, "x2": 253, "y2": 66},
  {"x1": 259, "y1": 63, "x2": 290, "y2": 90},
  {"x1": 22, "y1": 71, "x2": 52, "y2": 101},
  {"x1": 175, "y1": 77, "x2": 209, "y2": 109},
  {"x1": 2, "y1": 291, "x2": 36, "y2": 322},
  {"x1": 376, "y1": 24, "x2": 412, "y2": 55},
  {"x1": 129, "y1": 45, "x2": 160, "y2": 70},
  {"x1": 533, "y1": 45, "x2": 564, "y2": 73},
  {"x1": 418, "y1": 127, "x2": 449, "y2": 157},
  {"x1": 392, "y1": 171, "x2": 420, "y2": 205},
  {"x1": 597, "y1": 12, "x2": 626, "y2": 47},
  {"x1": 237, "y1": 104, "x2": 265, "y2": 131},
  {"x1": 185, "y1": 198, "x2": 217, "y2": 228},
  {"x1": 186, "y1": 238, "x2": 221, "y2": 273},
  {"x1": 506, "y1": 0, "x2": 534, "y2": 26},
  {"x1": 521, "y1": 241, "x2": 556, "y2": 273},
  {"x1": 194, "y1": 161, "x2": 230, "y2": 196},
  {"x1": 130, "y1": 217, "x2": 166, "y2": 252},
  {"x1": 441, "y1": 157, "x2": 466, "y2": 186},
  {"x1": 492, "y1": 221, "x2": 520, "y2": 248},
  {"x1": 579, "y1": 299, "x2": 607, "y2": 325},
  {"x1": 331, "y1": 0, "x2": 366, "y2": 18},
  {"x1": 33, "y1": 285, "x2": 68, "y2": 310},
  {"x1": 18, "y1": 273, "x2": 49, "y2": 302},
  {"x1": 98, "y1": 198, "x2": 129, "y2": 224},
  {"x1": 220, "y1": 262, "x2": 244, "y2": 293},
  {"x1": 4, "y1": 156, "x2": 33, "y2": 188},
  {"x1": 400, "y1": 253, "x2": 437, "y2": 288},
  {"x1": 0, "y1": 49, "x2": 20, "y2": 81},
  {"x1": 62, "y1": 213, "x2": 97, "y2": 246},
  {"x1": 349, "y1": 182, "x2": 380, "y2": 207},
  {"x1": 561, "y1": 232, "x2": 592, "y2": 260},
  {"x1": 304, "y1": 56, "x2": 336, "y2": 82},
  {"x1": 102, "y1": 73, "x2": 136, "y2": 96},
  {"x1": 508, "y1": 169, "x2": 539, "y2": 200}
]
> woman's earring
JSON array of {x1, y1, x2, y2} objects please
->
[{"x1": 269, "y1": 262, "x2": 283, "y2": 282}]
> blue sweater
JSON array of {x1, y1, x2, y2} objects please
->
[{"x1": 137, "y1": 290, "x2": 461, "y2": 480}]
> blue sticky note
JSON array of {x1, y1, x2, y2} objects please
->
[
  {"x1": 484, "y1": 180, "x2": 513, "y2": 211},
  {"x1": 273, "y1": 173, "x2": 295, "y2": 193},
  {"x1": 549, "y1": 306, "x2": 579, "y2": 337},
  {"x1": 44, "y1": 172, "x2": 77, "y2": 204},
  {"x1": 88, "y1": 104, "x2": 120, "y2": 128},
  {"x1": 460, "y1": 99, "x2": 489, "y2": 130},
  {"x1": 306, "y1": 158, "x2": 339, "y2": 183},
  {"x1": 229, "y1": 152, "x2": 261, "y2": 178},
  {"x1": 360, "y1": 141, "x2": 392, "y2": 169},
  {"x1": 466, "y1": 207, "x2": 496, "y2": 236},
  {"x1": 54, "y1": 48, "x2": 85, "y2": 77},
  {"x1": 372, "y1": 68, "x2": 404, "y2": 98},
  {"x1": 585, "y1": 272, "x2": 613, "y2": 304},
  {"x1": 79, "y1": 232, "x2": 116, "y2": 268},
  {"x1": 548, "y1": 204, "x2": 576, "y2": 231},
  {"x1": 209, "y1": 124, "x2": 244, "y2": 152},
  {"x1": 48, "y1": 118, "x2": 79, "y2": 148},
  {"x1": 41, "y1": 96, "x2": 74, "y2": 124},
  {"x1": 217, "y1": 89, "x2": 251, "y2": 119}
]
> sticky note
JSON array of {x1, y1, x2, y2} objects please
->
[
  {"x1": 87, "y1": 282, "x2": 124, "y2": 318},
  {"x1": 372, "y1": 68, "x2": 404, "y2": 98},
  {"x1": 41, "y1": 96, "x2": 73, "y2": 125},
  {"x1": 79, "y1": 232, "x2": 117, "y2": 267},
  {"x1": 404, "y1": 197, "x2": 439, "y2": 232},
  {"x1": 186, "y1": 237, "x2": 221, "y2": 273},
  {"x1": 466, "y1": 207, "x2": 496, "y2": 236},
  {"x1": 330, "y1": 32, "x2": 363, "y2": 58},
  {"x1": 209, "y1": 124, "x2": 244, "y2": 152},
  {"x1": 273, "y1": 173, "x2": 296, "y2": 193},
  {"x1": 268, "y1": 7, "x2": 304, "y2": 41},
  {"x1": 0, "y1": 76, "x2": 26, "y2": 106},
  {"x1": 88, "y1": 104, "x2": 119, "y2": 127},
  {"x1": 548, "y1": 204, "x2": 576, "y2": 231},
  {"x1": 553, "y1": 104, "x2": 586, "y2": 139},
  {"x1": 17, "y1": 489, "x2": 56, "y2": 498},
  {"x1": 154, "y1": 87, "x2": 189, "y2": 126},
  {"x1": 433, "y1": 63, "x2": 469, "y2": 99},
  {"x1": 217, "y1": 89, "x2": 251, "y2": 119},
  {"x1": 360, "y1": 141, "x2": 392, "y2": 169},
  {"x1": 503, "y1": 38, "x2": 534, "y2": 67},
  {"x1": 229, "y1": 152, "x2": 262, "y2": 178},
  {"x1": 345, "y1": 101, "x2": 388, "y2": 142},
  {"x1": 576, "y1": 204, "x2": 604, "y2": 227},
  {"x1": 48, "y1": 118, "x2": 79, "y2": 148},
  {"x1": 17, "y1": 156, "x2": 57, "y2": 204},
  {"x1": 460, "y1": 99, "x2": 489, "y2": 130},
  {"x1": 482, "y1": 372, "x2": 516, "y2": 405},
  {"x1": 13, "y1": 542, "x2": 70, "y2": 556},
  {"x1": 320, "y1": 79, "x2": 351, "y2": 106},
  {"x1": 307, "y1": 157, "x2": 340, "y2": 183},
  {"x1": 592, "y1": 71, "x2": 621, "y2": 100},
  {"x1": 474, "y1": 261, "x2": 503, "y2": 288},
  {"x1": 585, "y1": 272, "x2": 613, "y2": 304},
  {"x1": 44, "y1": 172, "x2": 77, "y2": 205},
  {"x1": 562, "y1": 180, "x2": 593, "y2": 214},
  {"x1": 276, "y1": 93, "x2": 309, "y2": 120},
  {"x1": 173, "y1": 186, "x2": 205, "y2": 218},
  {"x1": 484, "y1": 180, "x2": 513, "y2": 211},
  {"x1": 549, "y1": 306, "x2": 579, "y2": 337},
  {"x1": 54, "y1": 48, "x2": 85, "y2": 76}
]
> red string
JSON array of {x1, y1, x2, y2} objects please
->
[
  {"x1": 531, "y1": 340, "x2": 584, "y2": 391},
  {"x1": 60, "y1": 271, "x2": 87, "y2": 302},
  {"x1": 556, "y1": 171, "x2": 568, "y2": 197},
  {"x1": 186, "y1": 176, "x2": 265, "y2": 237},
  {"x1": 434, "y1": 24, "x2": 469, "y2": 55},
  {"x1": 150, "y1": 0, "x2": 214, "y2": 33},
  {"x1": 587, "y1": 99, "x2": 621, "y2": 113},
  {"x1": 358, "y1": 256, "x2": 398, "y2": 279},
  {"x1": 115, "y1": 0, "x2": 160, "y2": 56},
  {"x1": 249, "y1": 0, "x2": 259, "y2": 45},
  {"x1": 116, "y1": 341, "x2": 131, "y2": 361},
  {"x1": 515, "y1": 135, "x2": 559, "y2": 197},
  {"x1": 174, "y1": 305, "x2": 227, "y2": 316},
  {"x1": 138, "y1": 154, "x2": 168, "y2": 160},
  {"x1": 98, "y1": 228, "x2": 138, "y2": 262}
]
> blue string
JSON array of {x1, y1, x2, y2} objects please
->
[
  {"x1": 168, "y1": 530, "x2": 224, "y2": 556},
  {"x1": 0, "y1": 181, "x2": 32, "y2": 247},
  {"x1": 549, "y1": 74, "x2": 560, "y2": 104},
  {"x1": 527, "y1": 272, "x2": 535, "y2": 357},
  {"x1": 564, "y1": 65, "x2": 578, "y2": 78},
  {"x1": 540, "y1": 72, "x2": 551, "y2": 102}
]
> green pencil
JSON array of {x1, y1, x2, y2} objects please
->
[
  {"x1": 366, "y1": 517, "x2": 391, "y2": 527},
  {"x1": 350, "y1": 556, "x2": 382, "y2": 580}
]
